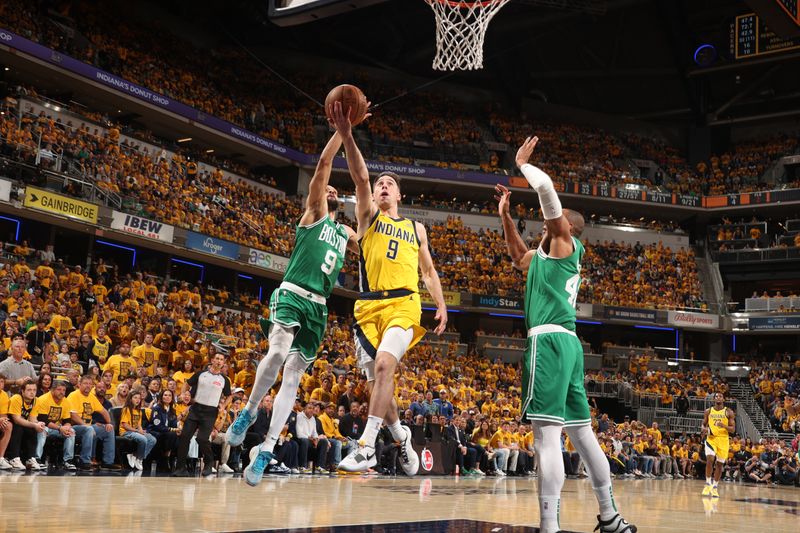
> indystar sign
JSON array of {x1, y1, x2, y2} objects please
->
[
  {"x1": 110, "y1": 211, "x2": 174, "y2": 243},
  {"x1": 667, "y1": 311, "x2": 720, "y2": 329}
]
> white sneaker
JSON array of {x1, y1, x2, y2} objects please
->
[
  {"x1": 475, "y1": 468, "x2": 486, "y2": 476},
  {"x1": 496, "y1": 469, "x2": 506, "y2": 477},
  {"x1": 397, "y1": 425, "x2": 419, "y2": 476},
  {"x1": 9, "y1": 457, "x2": 25, "y2": 470},
  {"x1": 290, "y1": 467, "x2": 300, "y2": 474},
  {"x1": 218, "y1": 463, "x2": 234, "y2": 473},
  {"x1": 337, "y1": 442, "x2": 377, "y2": 473},
  {"x1": 134, "y1": 458, "x2": 143, "y2": 471},
  {"x1": 25, "y1": 458, "x2": 45, "y2": 470},
  {"x1": 595, "y1": 513, "x2": 637, "y2": 533},
  {"x1": 211, "y1": 467, "x2": 217, "y2": 474},
  {"x1": 127, "y1": 454, "x2": 137, "y2": 469},
  {"x1": 0, "y1": 457, "x2": 12, "y2": 470}
]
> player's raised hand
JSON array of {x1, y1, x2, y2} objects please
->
[
  {"x1": 494, "y1": 184, "x2": 512, "y2": 217},
  {"x1": 515, "y1": 136, "x2": 539, "y2": 168},
  {"x1": 434, "y1": 305, "x2": 448, "y2": 336},
  {"x1": 330, "y1": 101, "x2": 352, "y2": 137}
]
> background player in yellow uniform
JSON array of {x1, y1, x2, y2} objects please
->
[
  {"x1": 332, "y1": 103, "x2": 448, "y2": 474},
  {"x1": 702, "y1": 392, "x2": 735, "y2": 498}
]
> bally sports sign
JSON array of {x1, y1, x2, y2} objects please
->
[
  {"x1": 111, "y1": 211, "x2": 175, "y2": 243},
  {"x1": 667, "y1": 310, "x2": 720, "y2": 330}
]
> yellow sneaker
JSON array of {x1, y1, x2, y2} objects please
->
[
  {"x1": 701, "y1": 484, "x2": 712, "y2": 496},
  {"x1": 710, "y1": 486, "x2": 719, "y2": 498}
]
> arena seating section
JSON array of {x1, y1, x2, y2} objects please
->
[{"x1": 2, "y1": 0, "x2": 800, "y2": 196}]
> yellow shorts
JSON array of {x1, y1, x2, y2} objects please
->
[
  {"x1": 353, "y1": 292, "x2": 426, "y2": 362},
  {"x1": 705, "y1": 436, "x2": 729, "y2": 463}
]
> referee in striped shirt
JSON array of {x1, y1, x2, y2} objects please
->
[{"x1": 173, "y1": 352, "x2": 231, "y2": 476}]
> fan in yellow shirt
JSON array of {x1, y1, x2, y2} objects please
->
[
  {"x1": 103, "y1": 343, "x2": 138, "y2": 384},
  {"x1": 47, "y1": 304, "x2": 74, "y2": 338},
  {"x1": 131, "y1": 333, "x2": 160, "y2": 376}
]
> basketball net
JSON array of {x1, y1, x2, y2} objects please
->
[{"x1": 424, "y1": 0, "x2": 511, "y2": 71}]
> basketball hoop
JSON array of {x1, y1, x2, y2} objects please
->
[{"x1": 424, "y1": 0, "x2": 511, "y2": 71}]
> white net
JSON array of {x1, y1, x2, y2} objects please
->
[{"x1": 425, "y1": 0, "x2": 511, "y2": 71}]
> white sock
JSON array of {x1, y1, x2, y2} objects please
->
[
  {"x1": 564, "y1": 425, "x2": 617, "y2": 521},
  {"x1": 712, "y1": 479, "x2": 718, "y2": 488},
  {"x1": 593, "y1": 484, "x2": 618, "y2": 521},
  {"x1": 361, "y1": 415, "x2": 383, "y2": 447},
  {"x1": 262, "y1": 364, "x2": 303, "y2": 454},
  {"x1": 539, "y1": 495, "x2": 561, "y2": 533},
  {"x1": 388, "y1": 420, "x2": 405, "y2": 442},
  {"x1": 246, "y1": 324, "x2": 294, "y2": 415},
  {"x1": 706, "y1": 476, "x2": 712, "y2": 484},
  {"x1": 533, "y1": 422, "x2": 565, "y2": 533}
]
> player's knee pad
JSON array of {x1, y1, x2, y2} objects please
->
[
  {"x1": 377, "y1": 326, "x2": 413, "y2": 360},
  {"x1": 280, "y1": 363, "x2": 304, "y2": 390}
]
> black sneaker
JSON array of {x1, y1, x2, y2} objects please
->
[
  {"x1": 201, "y1": 467, "x2": 214, "y2": 476},
  {"x1": 76, "y1": 461, "x2": 93, "y2": 471},
  {"x1": 100, "y1": 463, "x2": 122, "y2": 471},
  {"x1": 172, "y1": 468, "x2": 190, "y2": 477},
  {"x1": 63, "y1": 461, "x2": 77, "y2": 471}
]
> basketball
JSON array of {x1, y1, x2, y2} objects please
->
[{"x1": 325, "y1": 84, "x2": 368, "y2": 125}]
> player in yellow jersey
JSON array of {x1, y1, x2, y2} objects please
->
[
  {"x1": 702, "y1": 393, "x2": 735, "y2": 498},
  {"x1": 332, "y1": 103, "x2": 448, "y2": 475}
]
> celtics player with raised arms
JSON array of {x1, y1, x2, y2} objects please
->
[
  {"x1": 496, "y1": 136, "x2": 636, "y2": 533},
  {"x1": 701, "y1": 393, "x2": 735, "y2": 498},
  {"x1": 226, "y1": 128, "x2": 357, "y2": 487}
]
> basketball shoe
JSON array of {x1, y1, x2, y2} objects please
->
[
  {"x1": 594, "y1": 513, "x2": 637, "y2": 533},
  {"x1": 710, "y1": 485, "x2": 719, "y2": 498},
  {"x1": 244, "y1": 446, "x2": 274, "y2": 487},
  {"x1": 397, "y1": 425, "x2": 419, "y2": 476},
  {"x1": 338, "y1": 441, "x2": 377, "y2": 472},
  {"x1": 701, "y1": 483, "x2": 712, "y2": 497},
  {"x1": 226, "y1": 408, "x2": 255, "y2": 447}
]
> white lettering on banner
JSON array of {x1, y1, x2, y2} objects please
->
[
  {"x1": 667, "y1": 311, "x2": 719, "y2": 329},
  {"x1": 248, "y1": 248, "x2": 289, "y2": 273},
  {"x1": 203, "y1": 238, "x2": 224, "y2": 255},
  {"x1": 94, "y1": 72, "x2": 169, "y2": 106},
  {"x1": 0, "y1": 31, "x2": 13, "y2": 41},
  {"x1": 110, "y1": 211, "x2": 174, "y2": 242},
  {"x1": 229, "y1": 127, "x2": 288, "y2": 154}
]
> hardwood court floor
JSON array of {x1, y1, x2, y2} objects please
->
[{"x1": 0, "y1": 472, "x2": 798, "y2": 532}]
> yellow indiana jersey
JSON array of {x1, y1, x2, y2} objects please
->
[
  {"x1": 708, "y1": 406, "x2": 729, "y2": 439},
  {"x1": 359, "y1": 213, "x2": 419, "y2": 293}
]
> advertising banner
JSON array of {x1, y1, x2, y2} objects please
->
[
  {"x1": 23, "y1": 186, "x2": 98, "y2": 223},
  {"x1": 667, "y1": 310, "x2": 720, "y2": 329},
  {"x1": 0, "y1": 179, "x2": 11, "y2": 202},
  {"x1": 471, "y1": 294, "x2": 523, "y2": 311},
  {"x1": 748, "y1": 316, "x2": 800, "y2": 330},
  {"x1": 603, "y1": 306, "x2": 657, "y2": 322},
  {"x1": 421, "y1": 289, "x2": 461, "y2": 307},
  {"x1": 185, "y1": 232, "x2": 240, "y2": 260},
  {"x1": 110, "y1": 211, "x2": 174, "y2": 242},
  {"x1": 247, "y1": 248, "x2": 290, "y2": 273}
]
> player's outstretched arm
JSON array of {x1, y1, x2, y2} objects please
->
[
  {"x1": 299, "y1": 130, "x2": 342, "y2": 226},
  {"x1": 330, "y1": 101, "x2": 375, "y2": 234},
  {"x1": 416, "y1": 222, "x2": 448, "y2": 335},
  {"x1": 515, "y1": 136, "x2": 572, "y2": 258},
  {"x1": 726, "y1": 408, "x2": 736, "y2": 433},
  {"x1": 495, "y1": 184, "x2": 533, "y2": 271}
]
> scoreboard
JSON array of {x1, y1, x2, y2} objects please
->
[
  {"x1": 775, "y1": 0, "x2": 800, "y2": 24},
  {"x1": 732, "y1": 12, "x2": 800, "y2": 59}
]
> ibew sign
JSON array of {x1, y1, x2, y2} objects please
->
[{"x1": 110, "y1": 211, "x2": 174, "y2": 242}]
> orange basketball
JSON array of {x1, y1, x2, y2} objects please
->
[{"x1": 325, "y1": 84, "x2": 368, "y2": 126}]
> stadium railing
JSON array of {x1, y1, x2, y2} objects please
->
[{"x1": 745, "y1": 296, "x2": 800, "y2": 312}]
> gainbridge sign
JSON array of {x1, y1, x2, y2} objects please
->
[{"x1": 23, "y1": 187, "x2": 98, "y2": 224}]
